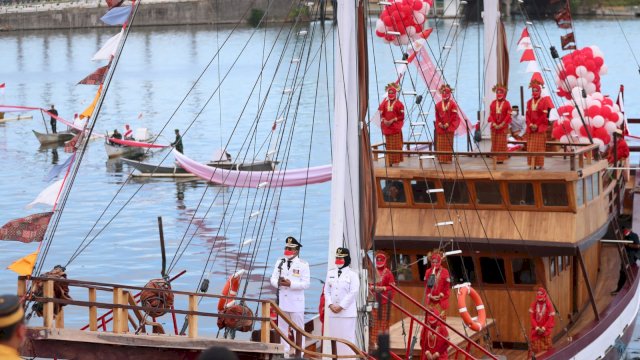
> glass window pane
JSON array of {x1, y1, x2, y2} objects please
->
[
  {"x1": 448, "y1": 256, "x2": 476, "y2": 285},
  {"x1": 411, "y1": 180, "x2": 438, "y2": 204},
  {"x1": 381, "y1": 179, "x2": 406, "y2": 203},
  {"x1": 585, "y1": 175, "x2": 593, "y2": 202},
  {"x1": 392, "y1": 254, "x2": 414, "y2": 281},
  {"x1": 541, "y1": 183, "x2": 569, "y2": 206},
  {"x1": 442, "y1": 181, "x2": 469, "y2": 204},
  {"x1": 417, "y1": 255, "x2": 428, "y2": 280},
  {"x1": 512, "y1": 258, "x2": 537, "y2": 284},
  {"x1": 575, "y1": 180, "x2": 584, "y2": 206},
  {"x1": 508, "y1": 183, "x2": 535, "y2": 206},
  {"x1": 592, "y1": 173, "x2": 599, "y2": 197},
  {"x1": 480, "y1": 257, "x2": 506, "y2": 284},
  {"x1": 475, "y1": 182, "x2": 503, "y2": 205},
  {"x1": 550, "y1": 257, "x2": 556, "y2": 277}
]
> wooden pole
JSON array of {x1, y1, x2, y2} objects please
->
[
  {"x1": 113, "y1": 287, "x2": 123, "y2": 333},
  {"x1": 188, "y1": 294, "x2": 198, "y2": 338},
  {"x1": 577, "y1": 249, "x2": 599, "y2": 320},
  {"x1": 89, "y1": 288, "x2": 98, "y2": 331},
  {"x1": 55, "y1": 308, "x2": 65, "y2": 329},
  {"x1": 260, "y1": 302, "x2": 271, "y2": 343},
  {"x1": 17, "y1": 278, "x2": 26, "y2": 297},
  {"x1": 158, "y1": 216, "x2": 167, "y2": 279},
  {"x1": 43, "y1": 280, "x2": 54, "y2": 328}
]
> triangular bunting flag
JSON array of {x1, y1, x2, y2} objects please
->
[
  {"x1": 531, "y1": 72, "x2": 544, "y2": 85},
  {"x1": 555, "y1": 6, "x2": 572, "y2": 29},
  {"x1": 27, "y1": 179, "x2": 64, "y2": 209},
  {"x1": 520, "y1": 49, "x2": 535, "y2": 63},
  {"x1": 100, "y1": 6, "x2": 131, "y2": 25},
  {"x1": 78, "y1": 63, "x2": 110, "y2": 85},
  {"x1": 0, "y1": 212, "x2": 53, "y2": 243},
  {"x1": 7, "y1": 251, "x2": 39, "y2": 276},
  {"x1": 519, "y1": 27, "x2": 529, "y2": 41},
  {"x1": 561, "y1": 32, "x2": 576, "y2": 51},
  {"x1": 80, "y1": 85, "x2": 103, "y2": 119},
  {"x1": 517, "y1": 39, "x2": 532, "y2": 51},
  {"x1": 525, "y1": 61, "x2": 540, "y2": 73},
  {"x1": 105, "y1": 0, "x2": 124, "y2": 9},
  {"x1": 92, "y1": 30, "x2": 123, "y2": 61}
]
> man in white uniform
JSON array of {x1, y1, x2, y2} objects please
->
[
  {"x1": 270, "y1": 236, "x2": 310, "y2": 357},
  {"x1": 324, "y1": 247, "x2": 360, "y2": 356}
]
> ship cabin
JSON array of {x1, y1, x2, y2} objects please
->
[{"x1": 370, "y1": 139, "x2": 634, "y2": 352}]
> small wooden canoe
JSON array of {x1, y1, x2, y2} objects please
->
[
  {"x1": 0, "y1": 114, "x2": 33, "y2": 123},
  {"x1": 32, "y1": 130, "x2": 75, "y2": 145},
  {"x1": 122, "y1": 158, "x2": 279, "y2": 178}
]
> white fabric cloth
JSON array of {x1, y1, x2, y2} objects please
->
[
  {"x1": 278, "y1": 311, "x2": 305, "y2": 356},
  {"x1": 325, "y1": 317, "x2": 357, "y2": 356},
  {"x1": 270, "y1": 256, "x2": 310, "y2": 313},
  {"x1": 92, "y1": 30, "x2": 123, "y2": 61},
  {"x1": 27, "y1": 179, "x2": 64, "y2": 209},
  {"x1": 324, "y1": 266, "x2": 359, "y2": 318},
  {"x1": 510, "y1": 114, "x2": 526, "y2": 137}
]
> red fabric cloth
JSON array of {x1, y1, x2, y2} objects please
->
[
  {"x1": 424, "y1": 267, "x2": 450, "y2": 311},
  {"x1": 526, "y1": 96, "x2": 552, "y2": 134},
  {"x1": 379, "y1": 98, "x2": 405, "y2": 136},
  {"x1": 435, "y1": 100, "x2": 460, "y2": 135},
  {"x1": 491, "y1": 130, "x2": 508, "y2": 161},
  {"x1": 436, "y1": 133, "x2": 454, "y2": 164},
  {"x1": 527, "y1": 132, "x2": 546, "y2": 167},
  {"x1": 420, "y1": 324, "x2": 449, "y2": 360},
  {"x1": 369, "y1": 305, "x2": 391, "y2": 349},
  {"x1": 370, "y1": 267, "x2": 395, "y2": 305},
  {"x1": 529, "y1": 295, "x2": 555, "y2": 342},
  {"x1": 385, "y1": 132, "x2": 404, "y2": 165},
  {"x1": 488, "y1": 99, "x2": 512, "y2": 134}
]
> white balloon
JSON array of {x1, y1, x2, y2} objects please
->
[
  {"x1": 413, "y1": 12, "x2": 425, "y2": 24},
  {"x1": 576, "y1": 77, "x2": 589, "y2": 88},
  {"x1": 399, "y1": 35, "x2": 409, "y2": 45},
  {"x1": 585, "y1": 83, "x2": 597, "y2": 95},
  {"x1": 616, "y1": 113, "x2": 624, "y2": 126},
  {"x1": 421, "y1": 2, "x2": 429, "y2": 13},
  {"x1": 591, "y1": 115, "x2": 605, "y2": 128},
  {"x1": 590, "y1": 45, "x2": 604, "y2": 59},
  {"x1": 406, "y1": 26, "x2": 416, "y2": 36},
  {"x1": 584, "y1": 71, "x2": 595, "y2": 82},
  {"x1": 599, "y1": 64, "x2": 608, "y2": 75},
  {"x1": 585, "y1": 99, "x2": 599, "y2": 108},
  {"x1": 576, "y1": 65, "x2": 588, "y2": 77},
  {"x1": 571, "y1": 117, "x2": 583, "y2": 130},
  {"x1": 612, "y1": 104, "x2": 620, "y2": 112},
  {"x1": 376, "y1": 20, "x2": 386, "y2": 32},
  {"x1": 591, "y1": 92, "x2": 604, "y2": 101},
  {"x1": 604, "y1": 121, "x2": 617, "y2": 134},
  {"x1": 592, "y1": 137, "x2": 605, "y2": 151},
  {"x1": 392, "y1": 38, "x2": 399, "y2": 46},
  {"x1": 578, "y1": 136, "x2": 591, "y2": 144},
  {"x1": 571, "y1": 108, "x2": 580, "y2": 118},
  {"x1": 559, "y1": 135, "x2": 569, "y2": 143},
  {"x1": 566, "y1": 75, "x2": 578, "y2": 88}
]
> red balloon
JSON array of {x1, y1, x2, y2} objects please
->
[
  {"x1": 602, "y1": 97, "x2": 613, "y2": 106},
  {"x1": 594, "y1": 57, "x2": 604, "y2": 67},
  {"x1": 565, "y1": 64, "x2": 576, "y2": 75},
  {"x1": 376, "y1": 30, "x2": 385, "y2": 37},
  {"x1": 382, "y1": 15, "x2": 393, "y2": 26},
  {"x1": 585, "y1": 60, "x2": 596, "y2": 72},
  {"x1": 586, "y1": 106, "x2": 600, "y2": 118},
  {"x1": 413, "y1": 0, "x2": 423, "y2": 10},
  {"x1": 582, "y1": 47, "x2": 593, "y2": 57},
  {"x1": 385, "y1": 34, "x2": 395, "y2": 41},
  {"x1": 414, "y1": 23, "x2": 423, "y2": 32}
]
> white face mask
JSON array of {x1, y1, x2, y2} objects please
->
[{"x1": 512, "y1": 111, "x2": 518, "y2": 116}]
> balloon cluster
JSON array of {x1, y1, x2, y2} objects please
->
[
  {"x1": 555, "y1": 46, "x2": 608, "y2": 99},
  {"x1": 375, "y1": 0, "x2": 431, "y2": 46},
  {"x1": 552, "y1": 89, "x2": 623, "y2": 151}
]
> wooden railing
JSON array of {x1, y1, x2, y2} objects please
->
[
  {"x1": 371, "y1": 141, "x2": 601, "y2": 171},
  {"x1": 17, "y1": 275, "x2": 366, "y2": 359},
  {"x1": 388, "y1": 284, "x2": 498, "y2": 360}
]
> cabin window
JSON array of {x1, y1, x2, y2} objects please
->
[
  {"x1": 442, "y1": 180, "x2": 469, "y2": 204},
  {"x1": 381, "y1": 179, "x2": 407, "y2": 203},
  {"x1": 541, "y1": 183, "x2": 568, "y2": 207},
  {"x1": 475, "y1": 182, "x2": 502, "y2": 205},
  {"x1": 479, "y1": 257, "x2": 506, "y2": 284},
  {"x1": 411, "y1": 180, "x2": 438, "y2": 204},
  {"x1": 393, "y1": 254, "x2": 414, "y2": 281},
  {"x1": 508, "y1": 183, "x2": 535, "y2": 206},
  {"x1": 565, "y1": 256, "x2": 571, "y2": 270},
  {"x1": 592, "y1": 173, "x2": 599, "y2": 197},
  {"x1": 550, "y1": 257, "x2": 557, "y2": 278},
  {"x1": 585, "y1": 176, "x2": 593, "y2": 202},
  {"x1": 448, "y1": 256, "x2": 476, "y2": 285},
  {"x1": 512, "y1": 258, "x2": 536, "y2": 284},
  {"x1": 557, "y1": 256, "x2": 563, "y2": 273},
  {"x1": 575, "y1": 180, "x2": 584, "y2": 207},
  {"x1": 417, "y1": 255, "x2": 428, "y2": 280}
]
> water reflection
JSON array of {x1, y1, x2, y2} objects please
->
[
  {"x1": 51, "y1": 148, "x2": 59, "y2": 165},
  {"x1": 105, "y1": 158, "x2": 124, "y2": 173}
]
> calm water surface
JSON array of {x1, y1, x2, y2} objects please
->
[{"x1": 1, "y1": 16, "x2": 640, "y2": 347}]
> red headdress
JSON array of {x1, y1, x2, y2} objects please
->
[
  {"x1": 529, "y1": 79, "x2": 544, "y2": 90},
  {"x1": 536, "y1": 287, "x2": 548, "y2": 302},
  {"x1": 430, "y1": 250, "x2": 444, "y2": 266},
  {"x1": 375, "y1": 250, "x2": 389, "y2": 268},
  {"x1": 492, "y1": 83, "x2": 508, "y2": 93},
  {"x1": 438, "y1": 84, "x2": 453, "y2": 94},
  {"x1": 385, "y1": 82, "x2": 401, "y2": 92}
]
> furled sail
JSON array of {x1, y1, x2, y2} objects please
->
[{"x1": 173, "y1": 150, "x2": 331, "y2": 187}]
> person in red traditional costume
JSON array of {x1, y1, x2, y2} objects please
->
[
  {"x1": 525, "y1": 80, "x2": 552, "y2": 170},
  {"x1": 488, "y1": 84, "x2": 512, "y2": 163},
  {"x1": 423, "y1": 251, "x2": 450, "y2": 319},
  {"x1": 434, "y1": 84, "x2": 459, "y2": 164},
  {"x1": 368, "y1": 251, "x2": 396, "y2": 349},
  {"x1": 124, "y1": 124, "x2": 134, "y2": 140},
  {"x1": 420, "y1": 315, "x2": 449, "y2": 360},
  {"x1": 379, "y1": 83, "x2": 405, "y2": 167},
  {"x1": 529, "y1": 287, "x2": 556, "y2": 356}
]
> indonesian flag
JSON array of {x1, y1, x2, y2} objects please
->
[{"x1": 0, "y1": 212, "x2": 53, "y2": 243}]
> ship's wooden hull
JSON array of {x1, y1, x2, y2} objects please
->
[{"x1": 105, "y1": 143, "x2": 147, "y2": 159}]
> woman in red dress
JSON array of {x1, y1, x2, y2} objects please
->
[
  {"x1": 525, "y1": 80, "x2": 552, "y2": 169},
  {"x1": 379, "y1": 83, "x2": 405, "y2": 166},
  {"x1": 368, "y1": 251, "x2": 396, "y2": 349},
  {"x1": 434, "y1": 84, "x2": 460, "y2": 164},
  {"x1": 488, "y1": 84, "x2": 512, "y2": 163}
]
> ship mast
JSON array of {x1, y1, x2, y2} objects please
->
[{"x1": 481, "y1": 0, "x2": 508, "y2": 137}]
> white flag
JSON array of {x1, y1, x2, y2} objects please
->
[
  {"x1": 92, "y1": 30, "x2": 123, "y2": 61},
  {"x1": 525, "y1": 61, "x2": 540, "y2": 73},
  {"x1": 26, "y1": 179, "x2": 64, "y2": 209}
]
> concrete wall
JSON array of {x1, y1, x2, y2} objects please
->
[{"x1": 0, "y1": 0, "x2": 298, "y2": 31}]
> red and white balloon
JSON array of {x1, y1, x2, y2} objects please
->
[
  {"x1": 555, "y1": 46, "x2": 607, "y2": 100},
  {"x1": 375, "y1": 0, "x2": 432, "y2": 46}
]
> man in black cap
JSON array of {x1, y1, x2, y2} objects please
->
[
  {"x1": 171, "y1": 129, "x2": 184, "y2": 154},
  {"x1": 323, "y1": 247, "x2": 359, "y2": 356},
  {"x1": 0, "y1": 294, "x2": 26, "y2": 359},
  {"x1": 269, "y1": 236, "x2": 310, "y2": 357}
]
